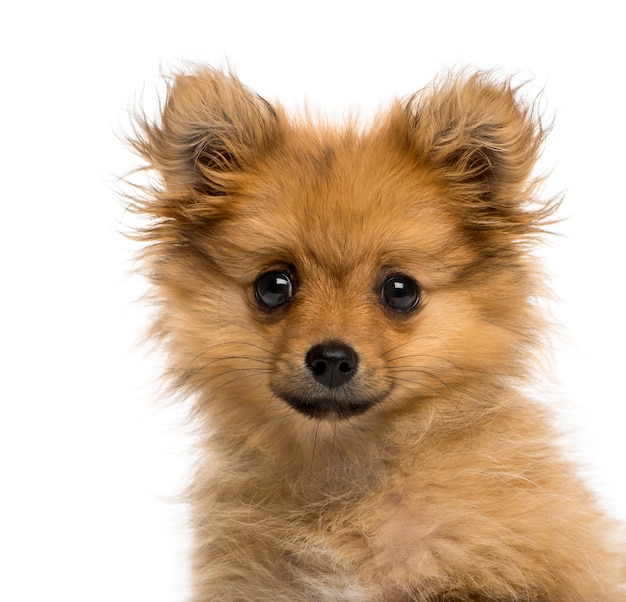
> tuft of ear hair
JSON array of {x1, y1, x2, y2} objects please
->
[
  {"x1": 131, "y1": 67, "x2": 281, "y2": 198},
  {"x1": 401, "y1": 72, "x2": 558, "y2": 239}
]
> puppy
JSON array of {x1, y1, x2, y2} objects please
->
[{"x1": 129, "y1": 67, "x2": 626, "y2": 601}]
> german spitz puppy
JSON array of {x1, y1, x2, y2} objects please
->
[{"x1": 129, "y1": 67, "x2": 625, "y2": 601}]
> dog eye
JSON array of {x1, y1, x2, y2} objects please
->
[
  {"x1": 255, "y1": 271, "x2": 295, "y2": 308},
  {"x1": 380, "y1": 275, "x2": 421, "y2": 312}
]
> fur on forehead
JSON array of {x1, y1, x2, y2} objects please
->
[{"x1": 203, "y1": 128, "x2": 465, "y2": 279}]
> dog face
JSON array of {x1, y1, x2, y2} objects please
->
[{"x1": 131, "y1": 68, "x2": 555, "y2": 429}]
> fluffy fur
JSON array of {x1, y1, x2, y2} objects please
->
[{"x1": 129, "y1": 67, "x2": 625, "y2": 600}]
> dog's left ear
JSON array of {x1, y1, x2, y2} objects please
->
[{"x1": 399, "y1": 73, "x2": 554, "y2": 235}]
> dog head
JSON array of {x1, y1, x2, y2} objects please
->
[{"x1": 130, "y1": 68, "x2": 556, "y2": 431}]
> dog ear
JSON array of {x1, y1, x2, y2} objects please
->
[
  {"x1": 132, "y1": 67, "x2": 281, "y2": 198},
  {"x1": 401, "y1": 73, "x2": 556, "y2": 237}
]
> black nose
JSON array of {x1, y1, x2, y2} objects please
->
[{"x1": 305, "y1": 342, "x2": 359, "y2": 389}]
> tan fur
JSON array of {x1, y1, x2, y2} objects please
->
[{"x1": 129, "y1": 67, "x2": 626, "y2": 600}]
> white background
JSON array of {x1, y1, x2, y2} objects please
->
[{"x1": 1, "y1": 2, "x2": 624, "y2": 600}]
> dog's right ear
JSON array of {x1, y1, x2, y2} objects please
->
[{"x1": 131, "y1": 67, "x2": 281, "y2": 198}]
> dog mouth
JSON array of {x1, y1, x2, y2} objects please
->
[{"x1": 278, "y1": 392, "x2": 380, "y2": 420}]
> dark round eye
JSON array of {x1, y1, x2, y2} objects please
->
[
  {"x1": 380, "y1": 275, "x2": 421, "y2": 312},
  {"x1": 254, "y1": 271, "x2": 294, "y2": 309}
]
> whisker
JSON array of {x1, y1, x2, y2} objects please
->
[
  {"x1": 180, "y1": 366, "x2": 271, "y2": 399},
  {"x1": 387, "y1": 366, "x2": 456, "y2": 396},
  {"x1": 308, "y1": 421, "x2": 321, "y2": 489},
  {"x1": 381, "y1": 334, "x2": 453, "y2": 359}
]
